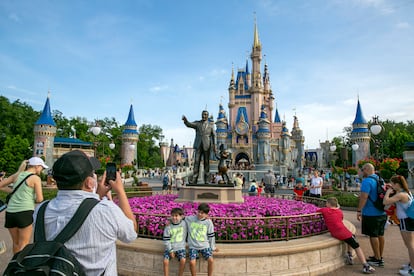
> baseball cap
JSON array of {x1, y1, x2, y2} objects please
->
[
  {"x1": 52, "y1": 150, "x2": 101, "y2": 187},
  {"x1": 28, "y1": 157, "x2": 49, "y2": 169}
]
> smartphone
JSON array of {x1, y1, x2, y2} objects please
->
[{"x1": 106, "y1": 162, "x2": 117, "y2": 184}]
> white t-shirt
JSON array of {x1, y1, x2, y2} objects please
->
[{"x1": 310, "y1": 176, "x2": 323, "y2": 195}]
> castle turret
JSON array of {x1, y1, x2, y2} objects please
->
[
  {"x1": 291, "y1": 116, "x2": 305, "y2": 174},
  {"x1": 121, "y1": 104, "x2": 139, "y2": 166},
  {"x1": 228, "y1": 65, "x2": 236, "y2": 110},
  {"x1": 250, "y1": 18, "x2": 263, "y2": 123},
  {"x1": 256, "y1": 105, "x2": 271, "y2": 165},
  {"x1": 351, "y1": 99, "x2": 370, "y2": 166},
  {"x1": 215, "y1": 104, "x2": 228, "y2": 148},
  {"x1": 34, "y1": 94, "x2": 56, "y2": 168}
]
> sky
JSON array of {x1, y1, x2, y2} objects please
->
[{"x1": 1, "y1": 0, "x2": 413, "y2": 149}]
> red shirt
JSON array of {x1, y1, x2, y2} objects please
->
[
  {"x1": 317, "y1": 207, "x2": 352, "y2": 240},
  {"x1": 293, "y1": 186, "x2": 307, "y2": 200}
]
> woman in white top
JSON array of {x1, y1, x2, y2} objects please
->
[
  {"x1": 383, "y1": 175, "x2": 414, "y2": 275},
  {"x1": 309, "y1": 170, "x2": 323, "y2": 198}
]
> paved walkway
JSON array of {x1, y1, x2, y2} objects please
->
[{"x1": 0, "y1": 184, "x2": 409, "y2": 275}]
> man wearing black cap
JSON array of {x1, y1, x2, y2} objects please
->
[{"x1": 34, "y1": 150, "x2": 137, "y2": 275}]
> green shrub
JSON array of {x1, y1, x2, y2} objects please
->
[{"x1": 322, "y1": 191, "x2": 359, "y2": 207}]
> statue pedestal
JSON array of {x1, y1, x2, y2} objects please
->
[{"x1": 176, "y1": 185, "x2": 244, "y2": 203}]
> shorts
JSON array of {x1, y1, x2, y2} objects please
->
[
  {"x1": 264, "y1": 185, "x2": 275, "y2": 194},
  {"x1": 399, "y1": 217, "x2": 414, "y2": 232},
  {"x1": 309, "y1": 193, "x2": 321, "y2": 198},
  {"x1": 361, "y1": 215, "x2": 387, "y2": 237},
  {"x1": 343, "y1": 235, "x2": 360, "y2": 249},
  {"x1": 5, "y1": 210, "x2": 34, "y2": 228},
  {"x1": 162, "y1": 184, "x2": 168, "y2": 190},
  {"x1": 163, "y1": 249, "x2": 187, "y2": 260},
  {"x1": 189, "y1": 248, "x2": 213, "y2": 260}
]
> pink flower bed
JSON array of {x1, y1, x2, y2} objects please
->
[{"x1": 129, "y1": 194, "x2": 327, "y2": 242}]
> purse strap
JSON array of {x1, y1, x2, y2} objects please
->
[{"x1": 6, "y1": 173, "x2": 34, "y2": 203}]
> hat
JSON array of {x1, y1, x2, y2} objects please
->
[
  {"x1": 52, "y1": 150, "x2": 100, "y2": 187},
  {"x1": 28, "y1": 157, "x2": 49, "y2": 169}
]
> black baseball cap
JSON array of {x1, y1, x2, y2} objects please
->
[{"x1": 52, "y1": 150, "x2": 101, "y2": 187}]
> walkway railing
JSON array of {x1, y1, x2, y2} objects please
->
[{"x1": 133, "y1": 194, "x2": 328, "y2": 243}]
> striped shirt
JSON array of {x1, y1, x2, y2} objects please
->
[{"x1": 34, "y1": 190, "x2": 137, "y2": 275}]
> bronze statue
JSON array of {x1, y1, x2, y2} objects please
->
[
  {"x1": 182, "y1": 110, "x2": 216, "y2": 184},
  {"x1": 216, "y1": 144, "x2": 231, "y2": 185}
]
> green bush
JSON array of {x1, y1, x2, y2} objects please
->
[{"x1": 322, "y1": 191, "x2": 359, "y2": 207}]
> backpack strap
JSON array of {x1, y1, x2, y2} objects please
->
[
  {"x1": 34, "y1": 200, "x2": 50, "y2": 242},
  {"x1": 35, "y1": 198, "x2": 100, "y2": 244},
  {"x1": 366, "y1": 175, "x2": 379, "y2": 203},
  {"x1": 6, "y1": 173, "x2": 34, "y2": 203}
]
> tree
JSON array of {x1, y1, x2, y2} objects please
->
[
  {"x1": 136, "y1": 124, "x2": 163, "y2": 168},
  {"x1": 0, "y1": 96, "x2": 39, "y2": 173},
  {"x1": 0, "y1": 135, "x2": 32, "y2": 173}
]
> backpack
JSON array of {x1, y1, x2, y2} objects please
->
[
  {"x1": 406, "y1": 193, "x2": 414, "y2": 219},
  {"x1": 248, "y1": 184, "x2": 257, "y2": 193},
  {"x1": 367, "y1": 175, "x2": 386, "y2": 211},
  {"x1": 4, "y1": 198, "x2": 99, "y2": 276},
  {"x1": 163, "y1": 175, "x2": 169, "y2": 185}
]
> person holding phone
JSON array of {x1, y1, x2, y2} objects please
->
[
  {"x1": 34, "y1": 150, "x2": 137, "y2": 275},
  {"x1": 0, "y1": 158, "x2": 46, "y2": 253}
]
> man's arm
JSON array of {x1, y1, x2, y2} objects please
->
[
  {"x1": 102, "y1": 171, "x2": 138, "y2": 231},
  {"x1": 357, "y1": 192, "x2": 368, "y2": 221}
]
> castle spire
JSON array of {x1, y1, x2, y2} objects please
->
[
  {"x1": 122, "y1": 104, "x2": 139, "y2": 166},
  {"x1": 35, "y1": 94, "x2": 56, "y2": 126},
  {"x1": 124, "y1": 104, "x2": 138, "y2": 128},
  {"x1": 274, "y1": 107, "x2": 281, "y2": 123},
  {"x1": 352, "y1": 99, "x2": 367, "y2": 124},
  {"x1": 253, "y1": 15, "x2": 261, "y2": 48}
]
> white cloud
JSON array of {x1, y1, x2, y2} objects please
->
[
  {"x1": 396, "y1": 21, "x2": 411, "y2": 29},
  {"x1": 352, "y1": 0, "x2": 395, "y2": 14},
  {"x1": 6, "y1": 85, "x2": 37, "y2": 95},
  {"x1": 149, "y1": 85, "x2": 169, "y2": 93}
]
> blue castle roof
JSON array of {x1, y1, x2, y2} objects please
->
[
  {"x1": 123, "y1": 104, "x2": 139, "y2": 135},
  {"x1": 124, "y1": 104, "x2": 137, "y2": 126},
  {"x1": 235, "y1": 70, "x2": 249, "y2": 91},
  {"x1": 274, "y1": 108, "x2": 281, "y2": 123},
  {"x1": 352, "y1": 100, "x2": 367, "y2": 125},
  {"x1": 35, "y1": 97, "x2": 56, "y2": 126},
  {"x1": 54, "y1": 137, "x2": 92, "y2": 146}
]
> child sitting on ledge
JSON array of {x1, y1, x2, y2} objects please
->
[{"x1": 317, "y1": 197, "x2": 375, "y2": 274}]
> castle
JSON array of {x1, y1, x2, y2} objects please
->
[
  {"x1": 32, "y1": 22, "x2": 392, "y2": 178},
  {"x1": 33, "y1": 95, "x2": 139, "y2": 168},
  {"x1": 213, "y1": 21, "x2": 305, "y2": 177}
]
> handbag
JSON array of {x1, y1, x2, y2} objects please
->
[
  {"x1": 406, "y1": 193, "x2": 414, "y2": 219},
  {"x1": 0, "y1": 173, "x2": 34, "y2": 212}
]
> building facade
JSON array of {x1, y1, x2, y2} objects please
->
[{"x1": 215, "y1": 22, "x2": 305, "y2": 177}]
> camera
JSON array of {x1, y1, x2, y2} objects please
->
[{"x1": 105, "y1": 162, "x2": 117, "y2": 184}]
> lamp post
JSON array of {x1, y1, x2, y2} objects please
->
[
  {"x1": 370, "y1": 115, "x2": 383, "y2": 161},
  {"x1": 90, "y1": 125, "x2": 102, "y2": 157},
  {"x1": 330, "y1": 139, "x2": 359, "y2": 191}
]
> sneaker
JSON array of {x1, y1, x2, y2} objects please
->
[
  {"x1": 345, "y1": 252, "x2": 354, "y2": 265},
  {"x1": 368, "y1": 257, "x2": 384, "y2": 267},
  {"x1": 401, "y1": 264, "x2": 411, "y2": 271},
  {"x1": 400, "y1": 268, "x2": 414, "y2": 276},
  {"x1": 363, "y1": 264, "x2": 375, "y2": 274}
]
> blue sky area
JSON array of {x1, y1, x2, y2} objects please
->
[{"x1": 1, "y1": 0, "x2": 413, "y2": 149}]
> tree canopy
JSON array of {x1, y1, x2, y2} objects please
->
[{"x1": 0, "y1": 95, "x2": 164, "y2": 174}]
